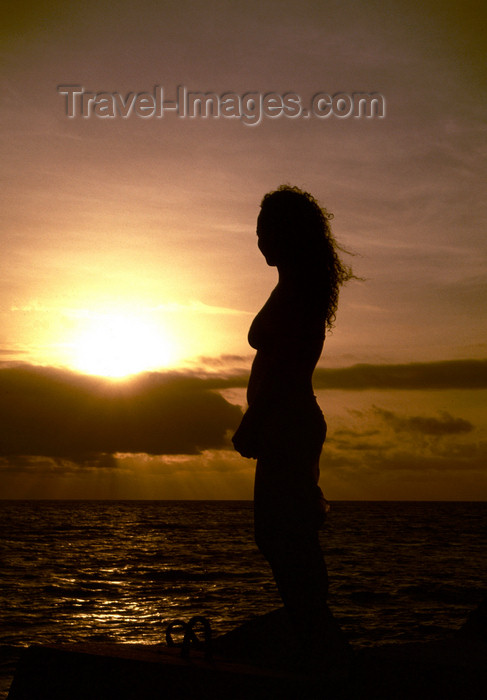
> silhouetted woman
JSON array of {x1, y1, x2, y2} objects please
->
[{"x1": 232, "y1": 185, "x2": 352, "y2": 665}]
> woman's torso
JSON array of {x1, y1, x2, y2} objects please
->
[{"x1": 247, "y1": 283, "x2": 325, "y2": 407}]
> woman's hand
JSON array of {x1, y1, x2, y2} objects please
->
[{"x1": 231, "y1": 410, "x2": 260, "y2": 459}]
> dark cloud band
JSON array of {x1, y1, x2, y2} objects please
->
[
  {"x1": 0, "y1": 366, "x2": 242, "y2": 462},
  {"x1": 1, "y1": 358, "x2": 484, "y2": 465},
  {"x1": 313, "y1": 359, "x2": 487, "y2": 390}
]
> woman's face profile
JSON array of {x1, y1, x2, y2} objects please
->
[{"x1": 256, "y1": 208, "x2": 281, "y2": 267}]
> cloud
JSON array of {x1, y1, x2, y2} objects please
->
[
  {"x1": 187, "y1": 355, "x2": 251, "y2": 372},
  {"x1": 313, "y1": 359, "x2": 487, "y2": 390},
  {"x1": 1, "y1": 359, "x2": 484, "y2": 485},
  {"x1": 0, "y1": 365, "x2": 242, "y2": 465},
  {"x1": 323, "y1": 440, "x2": 487, "y2": 475},
  {"x1": 374, "y1": 407, "x2": 474, "y2": 436},
  {"x1": 0, "y1": 348, "x2": 27, "y2": 356},
  {"x1": 323, "y1": 404, "x2": 482, "y2": 477},
  {"x1": 3, "y1": 359, "x2": 486, "y2": 396},
  {"x1": 0, "y1": 452, "x2": 119, "y2": 474}
]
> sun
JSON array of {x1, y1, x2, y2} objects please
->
[{"x1": 71, "y1": 313, "x2": 174, "y2": 378}]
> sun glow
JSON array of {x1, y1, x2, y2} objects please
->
[{"x1": 71, "y1": 313, "x2": 175, "y2": 378}]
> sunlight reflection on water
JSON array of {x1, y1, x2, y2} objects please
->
[{"x1": 1, "y1": 500, "x2": 485, "y2": 654}]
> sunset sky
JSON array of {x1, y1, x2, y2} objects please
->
[{"x1": 1, "y1": 0, "x2": 486, "y2": 500}]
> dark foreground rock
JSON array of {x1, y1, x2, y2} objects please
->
[{"x1": 7, "y1": 606, "x2": 487, "y2": 699}]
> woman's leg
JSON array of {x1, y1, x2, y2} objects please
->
[{"x1": 254, "y1": 456, "x2": 330, "y2": 650}]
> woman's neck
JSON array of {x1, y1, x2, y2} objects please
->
[{"x1": 276, "y1": 262, "x2": 313, "y2": 289}]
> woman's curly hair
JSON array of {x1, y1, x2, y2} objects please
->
[{"x1": 260, "y1": 184, "x2": 354, "y2": 331}]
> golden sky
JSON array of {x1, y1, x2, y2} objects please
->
[{"x1": 1, "y1": 0, "x2": 486, "y2": 499}]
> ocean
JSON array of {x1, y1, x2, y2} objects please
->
[{"x1": 1, "y1": 500, "x2": 485, "y2": 698}]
